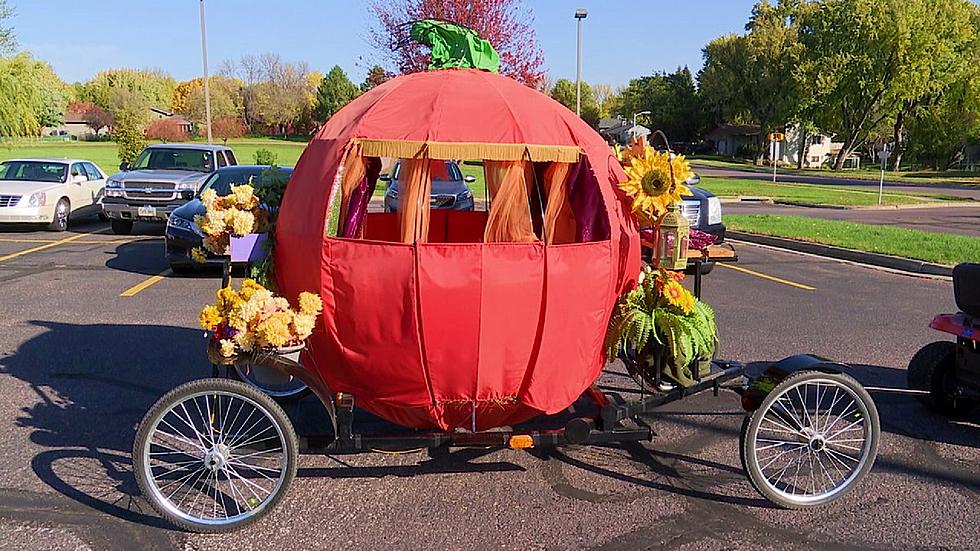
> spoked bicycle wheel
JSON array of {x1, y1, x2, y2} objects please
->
[
  {"x1": 740, "y1": 370, "x2": 879, "y2": 509},
  {"x1": 133, "y1": 378, "x2": 298, "y2": 532}
]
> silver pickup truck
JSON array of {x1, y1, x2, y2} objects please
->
[{"x1": 102, "y1": 143, "x2": 238, "y2": 234}]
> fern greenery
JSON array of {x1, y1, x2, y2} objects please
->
[{"x1": 605, "y1": 266, "x2": 718, "y2": 371}]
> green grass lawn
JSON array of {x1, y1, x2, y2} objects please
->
[
  {"x1": 699, "y1": 177, "x2": 962, "y2": 207},
  {"x1": 725, "y1": 214, "x2": 980, "y2": 265},
  {"x1": 691, "y1": 156, "x2": 980, "y2": 186},
  {"x1": 0, "y1": 137, "x2": 308, "y2": 175}
]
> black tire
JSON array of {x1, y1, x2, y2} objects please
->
[
  {"x1": 740, "y1": 370, "x2": 879, "y2": 509},
  {"x1": 47, "y1": 199, "x2": 70, "y2": 232},
  {"x1": 169, "y1": 262, "x2": 196, "y2": 276},
  {"x1": 133, "y1": 378, "x2": 298, "y2": 533},
  {"x1": 110, "y1": 218, "x2": 133, "y2": 235},
  {"x1": 907, "y1": 341, "x2": 975, "y2": 415}
]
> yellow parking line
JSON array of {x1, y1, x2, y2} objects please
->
[
  {"x1": 120, "y1": 270, "x2": 172, "y2": 297},
  {"x1": 0, "y1": 232, "x2": 95, "y2": 263},
  {"x1": 718, "y1": 263, "x2": 816, "y2": 291}
]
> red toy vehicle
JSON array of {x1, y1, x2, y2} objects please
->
[{"x1": 909, "y1": 263, "x2": 980, "y2": 413}]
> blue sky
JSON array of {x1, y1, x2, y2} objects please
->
[{"x1": 10, "y1": 0, "x2": 759, "y2": 86}]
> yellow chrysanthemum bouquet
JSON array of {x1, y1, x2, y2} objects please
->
[
  {"x1": 199, "y1": 279, "x2": 323, "y2": 360},
  {"x1": 191, "y1": 183, "x2": 270, "y2": 261}
]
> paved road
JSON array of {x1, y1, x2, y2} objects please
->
[
  {"x1": 0, "y1": 219, "x2": 976, "y2": 550},
  {"x1": 723, "y1": 202, "x2": 980, "y2": 238},
  {"x1": 693, "y1": 164, "x2": 980, "y2": 201}
]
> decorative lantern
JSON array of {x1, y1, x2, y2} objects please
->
[{"x1": 655, "y1": 204, "x2": 690, "y2": 271}]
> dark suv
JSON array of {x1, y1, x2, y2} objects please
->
[
  {"x1": 165, "y1": 165, "x2": 292, "y2": 274},
  {"x1": 383, "y1": 160, "x2": 476, "y2": 212},
  {"x1": 103, "y1": 143, "x2": 238, "y2": 234}
]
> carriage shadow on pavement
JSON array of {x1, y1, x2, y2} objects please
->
[
  {"x1": 1, "y1": 320, "x2": 523, "y2": 530},
  {"x1": 4, "y1": 321, "x2": 979, "y2": 529}
]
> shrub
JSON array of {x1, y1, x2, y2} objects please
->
[
  {"x1": 254, "y1": 148, "x2": 278, "y2": 165},
  {"x1": 736, "y1": 142, "x2": 762, "y2": 160},
  {"x1": 145, "y1": 118, "x2": 189, "y2": 142},
  {"x1": 115, "y1": 123, "x2": 147, "y2": 166},
  {"x1": 211, "y1": 116, "x2": 245, "y2": 143}
]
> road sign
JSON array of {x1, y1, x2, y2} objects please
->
[{"x1": 768, "y1": 132, "x2": 785, "y2": 142}]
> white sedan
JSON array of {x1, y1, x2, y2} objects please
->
[{"x1": 0, "y1": 158, "x2": 107, "y2": 231}]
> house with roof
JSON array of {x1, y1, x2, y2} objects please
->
[
  {"x1": 598, "y1": 117, "x2": 650, "y2": 145},
  {"x1": 704, "y1": 124, "x2": 761, "y2": 157}
]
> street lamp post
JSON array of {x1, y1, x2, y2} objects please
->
[
  {"x1": 574, "y1": 8, "x2": 588, "y2": 117},
  {"x1": 632, "y1": 110, "x2": 650, "y2": 140},
  {"x1": 199, "y1": 0, "x2": 213, "y2": 144}
]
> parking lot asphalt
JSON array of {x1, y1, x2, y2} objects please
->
[{"x1": 0, "y1": 218, "x2": 976, "y2": 550}]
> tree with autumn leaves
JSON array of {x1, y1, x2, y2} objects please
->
[{"x1": 369, "y1": 0, "x2": 545, "y2": 88}]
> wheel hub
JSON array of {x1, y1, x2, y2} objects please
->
[
  {"x1": 204, "y1": 443, "x2": 230, "y2": 472},
  {"x1": 807, "y1": 434, "x2": 826, "y2": 452}
]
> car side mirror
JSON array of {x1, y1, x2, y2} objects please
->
[
  {"x1": 686, "y1": 175, "x2": 701, "y2": 186},
  {"x1": 119, "y1": 162, "x2": 131, "y2": 171},
  {"x1": 71, "y1": 174, "x2": 86, "y2": 184},
  {"x1": 463, "y1": 175, "x2": 476, "y2": 183},
  {"x1": 379, "y1": 173, "x2": 391, "y2": 182}
]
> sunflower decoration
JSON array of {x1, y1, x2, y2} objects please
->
[{"x1": 619, "y1": 145, "x2": 693, "y2": 224}]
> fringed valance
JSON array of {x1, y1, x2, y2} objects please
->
[{"x1": 353, "y1": 139, "x2": 582, "y2": 163}]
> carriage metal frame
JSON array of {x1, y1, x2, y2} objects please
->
[{"x1": 133, "y1": 253, "x2": 882, "y2": 533}]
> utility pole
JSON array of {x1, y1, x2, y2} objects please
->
[
  {"x1": 199, "y1": 0, "x2": 213, "y2": 144},
  {"x1": 574, "y1": 9, "x2": 587, "y2": 116}
]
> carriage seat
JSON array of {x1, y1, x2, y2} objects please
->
[
  {"x1": 362, "y1": 210, "x2": 489, "y2": 244},
  {"x1": 953, "y1": 263, "x2": 980, "y2": 318}
]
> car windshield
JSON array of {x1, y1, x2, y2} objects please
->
[
  {"x1": 0, "y1": 161, "x2": 68, "y2": 183},
  {"x1": 201, "y1": 168, "x2": 290, "y2": 196},
  {"x1": 132, "y1": 148, "x2": 215, "y2": 172},
  {"x1": 392, "y1": 161, "x2": 462, "y2": 183}
]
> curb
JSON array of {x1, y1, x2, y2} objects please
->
[{"x1": 727, "y1": 231, "x2": 953, "y2": 277}]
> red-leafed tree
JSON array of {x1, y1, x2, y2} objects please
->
[
  {"x1": 67, "y1": 100, "x2": 113, "y2": 134},
  {"x1": 145, "y1": 118, "x2": 189, "y2": 142},
  {"x1": 211, "y1": 116, "x2": 246, "y2": 143},
  {"x1": 369, "y1": 0, "x2": 545, "y2": 88}
]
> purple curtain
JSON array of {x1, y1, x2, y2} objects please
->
[
  {"x1": 341, "y1": 157, "x2": 382, "y2": 238},
  {"x1": 566, "y1": 159, "x2": 610, "y2": 242}
]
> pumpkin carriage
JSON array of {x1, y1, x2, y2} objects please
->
[{"x1": 132, "y1": 23, "x2": 880, "y2": 532}]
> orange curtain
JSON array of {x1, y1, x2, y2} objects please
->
[
  {"x1": 398, "y1": 157, "x2": 432, "y2": 243},
  {"x1": 336, "y1": 143, "x2": 366, "y2": 228},
  {"x1": 541, "y1": 163, "x2": 575, "y2": 245},
  {"x1": 483, "y1": 160, "x2": 537, "y2": 243}
]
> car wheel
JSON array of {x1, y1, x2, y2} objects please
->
[
  {"x1": 169, "y1": 262, "x2": 195, "y2": 276},
  {"x1": 110, "y1": 219, "x2": 133, "y2": 235},
  {"x1": 47, "y1": 199, "x2": 70, "y2": 232}
]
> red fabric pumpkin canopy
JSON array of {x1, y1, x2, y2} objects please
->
[{"x1": 276, "y1": 68, "x2": 640, "y2": 430}]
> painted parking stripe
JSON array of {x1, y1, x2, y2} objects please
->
[
  {"x1": 718, "y1": 263, "x2": 816, "y2": 291},
  {"x1": 120, "y1": 269, "x2": 172, "y2": 297},
  {"x1": 0, "y1": 232, "x2": 97, "y2": 263}
]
